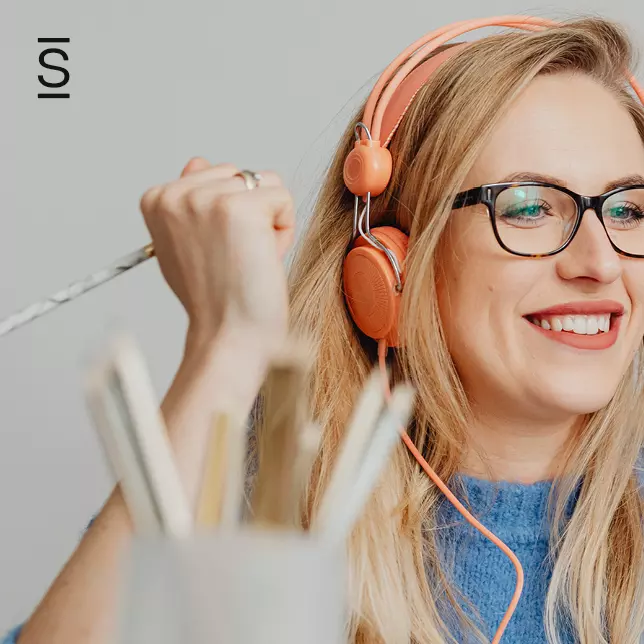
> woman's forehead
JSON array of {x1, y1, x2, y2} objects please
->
[{"x1": 465, "y1": 73, "x2": 644, "y2": 195}]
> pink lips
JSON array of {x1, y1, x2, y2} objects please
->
[{"x1": 524, "y1": 299, "x2": 625, "y2": 350}]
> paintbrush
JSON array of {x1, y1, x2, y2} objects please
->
[
  {"x1": 314, "y1": 368, "x2": 385, "y2": 534},
  {"x1": 250, "y1": 345, "x2": 310, "y2": 528},
  {"x1": 322, "y1": 383, "x2": 416, "y2": 543},
  {"x1": 195, "y1": 411, "x2": 247, "y2": 530},
  {"x1": 85, "y1": 332, "x2": 192, "y2": 537}
]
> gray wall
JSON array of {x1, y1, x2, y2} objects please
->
[{"x1": 1, "y1": 0, "x2": 643, "y2": 632}]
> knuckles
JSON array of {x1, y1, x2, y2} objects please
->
[
  {"x1": 157, "y1": 185, "x2": 187, "y2": 213},
  {"x1": 186, "y1": 189, "x2": 236, "y2": 219},
  {"x1": 185, "y1": 187, "x2": 211, "y2": 215},
  {"x1": 214, "y1": 162, "x2": 239, "y2": 174},
  {"x1": 140, "y1": 168, "x2": 290, "y2": 225},
  {"x1": 139, "y1": 185, "x2": 162, "y2": 215},
  {"x1": 257, "y1": 170, "x2": 281, "y2": 186}
]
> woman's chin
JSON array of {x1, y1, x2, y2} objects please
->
[{"x1": 532, "y1": 383, "x2": 617, "y2": 418}]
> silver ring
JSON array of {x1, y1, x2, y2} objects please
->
[{"x1": 235, "y1": 169, "x2": 262, "y2": 190}]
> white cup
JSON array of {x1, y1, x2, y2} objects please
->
[{"x1": 117, "y1": 530, "x2": 346, "y2": 644}]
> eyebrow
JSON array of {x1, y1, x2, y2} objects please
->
[{"x1": 498, "y1": 172, "x2": 644, "y2": 193}]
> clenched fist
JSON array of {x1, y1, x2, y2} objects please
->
[{"x1": 139, "y1": 158, "x2": 296, "y2": 357}]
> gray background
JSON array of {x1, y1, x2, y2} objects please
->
[{"x1": 1, "y1": 0, "x2": 643, "y2": 632}]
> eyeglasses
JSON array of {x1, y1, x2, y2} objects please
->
[{"x1": 452, "y1": 181, "x2": 644, "y2": 258}]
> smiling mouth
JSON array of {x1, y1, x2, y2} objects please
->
[
  {"x1": 523, "y1": 307, "x2": 624, "y2": 350},
  {"x1": 526, "y1": 313, "x2": 613, "y2": 335}
]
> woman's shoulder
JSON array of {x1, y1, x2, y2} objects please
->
[{"x1": 1, "y1": 625, "x2": 22, "y2": 643}]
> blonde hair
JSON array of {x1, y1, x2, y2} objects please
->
[{"x1": 266, "y1": 17, "x2": 644, "y2": 643}]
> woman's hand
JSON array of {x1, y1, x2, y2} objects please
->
[
  {"x1": 139, "y1": 158, "x2": 296, "y2": 357},
  {"x1": 17, "y1": 158, "x2": 297, "y2": 644}
]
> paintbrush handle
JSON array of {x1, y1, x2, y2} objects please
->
[
  {"x1": 196, "y1": 414, "x2": 230, "y2": 528},
  {"x1": 0, "y1": 243, "x2": 155, "y2": 338},
  {"x1": 324, "y1": 384, "x2": 416, "y2": 543},
  {"x1": 315, "y1": 369, "x2": 384, "y2": 533}
]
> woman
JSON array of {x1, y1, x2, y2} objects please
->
[{"x1": 5, "y1": 14, "x2": 644, "y2": 644}]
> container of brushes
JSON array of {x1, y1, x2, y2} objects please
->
[{"x1": 116, "y1": 529, "x2": 346, "y2": 644}]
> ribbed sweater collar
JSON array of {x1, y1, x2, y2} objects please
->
[{"x1": 436, "y1": 474, "x2": 580, "y2": 545}]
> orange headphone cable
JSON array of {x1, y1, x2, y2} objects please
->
[{"x1": 377, "y1": 339, "x2": 524, "y2": 643}]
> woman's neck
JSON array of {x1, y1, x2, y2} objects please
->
[{"x1": 460, "y1": 408, "x2": 579, "y2": 484}]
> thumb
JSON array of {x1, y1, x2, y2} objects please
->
[{"x1": 180, "y1": 156, "x2": 212, "y2": 177}]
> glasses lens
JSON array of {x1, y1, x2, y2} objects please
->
[
  {"x1": 494, "y1": 186, "x2": 578, "y2": 255},
  {"x1": 602, "y1": 188, "x2": 644, "y2": 256}
]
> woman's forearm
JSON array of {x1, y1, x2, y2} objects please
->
[{"x1": 18, "y1": 328, "x2": 269, "y2": 644}]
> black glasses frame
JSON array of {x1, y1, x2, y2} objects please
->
[{"x1": 452, "y1": 181, "x2": 644, "y2": 258}]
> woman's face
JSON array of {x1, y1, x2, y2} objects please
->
[{"x1": 438, "y1": 72, "x2": 644, "y2": 422}]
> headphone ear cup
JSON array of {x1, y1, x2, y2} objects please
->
[{"x1": 343, "y1": 226, "x2": 408, "y2": 348}]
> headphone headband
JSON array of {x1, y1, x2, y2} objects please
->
[
  {"x1": 344, "y1": 15, "x2": 644, "y2": 198},
  {"x1": 365, "y1": 16, "x2": 557, "y2": 143},
  {"x1": 378, "y1": 44, "x2": 468, "y2": 149}
]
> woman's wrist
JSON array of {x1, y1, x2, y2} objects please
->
[
  {"x1": 182, "y1": 322, "x2": 271, "y2": 411},
  {"x1": 185, "y1": 321, "x2": 270, "y2": 358}
]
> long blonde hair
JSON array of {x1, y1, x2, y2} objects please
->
[{"x1": 271, "y1": 17, "x2": 644, "y2": 643}]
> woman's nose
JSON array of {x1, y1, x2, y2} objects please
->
[{"x1": 556, "y1": 208, "x2": 622, "y2": 284}]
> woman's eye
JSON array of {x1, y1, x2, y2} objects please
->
[
  {"x1": 504, "y1": 203, "x2": 543, "y2": 218},
  {"x1": 608, "y1": 204, "x2": 642, "y2": 219},
  {"x1": 500, "y1": 201, "x2": 551, "y2": 221},
  {"x1": 606, "y1": 202, "x2": 644, "y2": 227}
]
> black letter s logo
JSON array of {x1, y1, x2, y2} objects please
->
[{"x1": 38, "y1": 48, "x2": 70, "y2": 88}]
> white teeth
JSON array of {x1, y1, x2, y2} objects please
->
[
  {"x1": 586, "y1": 317, "x2": 599, "y2": 335},
  {"x1": 530, "y1": 313, "x2": 612, "y2": 334},
  {"x1": 573, "y1": 316, "x2": 587, "y2": 334}
]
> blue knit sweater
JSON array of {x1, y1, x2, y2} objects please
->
[
  {"x1": 0, "y1": 475, "x2": 602, "y2": 643},
  {"x1": 434, "y1": 475, "x2": 578, "y2": 643}
]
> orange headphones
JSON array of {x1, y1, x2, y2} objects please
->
[
  {"x1": 342, "y1": 15, "x2": 644, "y2": 350},
  {"x1": 340, "y1": 15, "x2": 644, "y2": 642}
]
